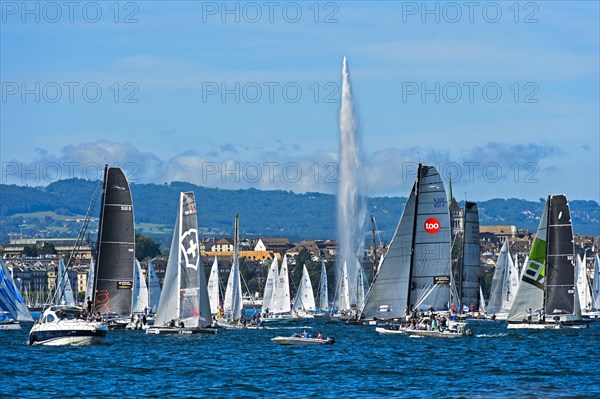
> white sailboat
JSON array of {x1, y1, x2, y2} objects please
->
[
  {"x1": 56, "y1": 257, "x2": 75, "y2": 306},
  {"x1": 261, "y1": 256, "x2": 278, "y2": 314},
  {"x1": 292, "y1": 264, "x2": 316, "y2": 318},
  {"x1": 575, "y1": 254, "x2": 592, "y2": 315},
  {"x1": 131, "y1": 259, "x2": 149, "y2": 314},
  {"x1": 147, "y1": 259, "x2": 161, "y2": 314},
  {"x1": 591, "y1": 255, "x2": 600, "y2": 315},
  {"x1": 222, "y1": 215, "x2": 243, "y2": 323},
  {"x1": 0, "y1": 258, "x2": 33, "y2": 330},
  {"x1": 264, "y1": 255, "x2": 292, "y2": 322},
  {"x1": 507, "y1": 195, "x2": 589, "y2": 329},
  {"x1": 207, "y1": 256, "x2": 220, "y2": 315},
  {"x1": 315, "y1": 260, "x2": 329, "y2": 316},
  {"x1": 147, "y1": 192, "x2": 216, "y2": 334},
  {"x1": 486, "y1": 241, "x2": 519, "y2": 319}
]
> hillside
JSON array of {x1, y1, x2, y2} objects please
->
[{"x1": 1, "y1": 179, "x2": 598, "y2": 250}]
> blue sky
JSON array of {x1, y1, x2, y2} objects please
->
[{"x1": 1, "y1": 1, "x2": 598, "y2": 201}]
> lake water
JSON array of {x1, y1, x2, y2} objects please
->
[{"x1": 2, "y1": 318, "x2": 599, "y2": 398}]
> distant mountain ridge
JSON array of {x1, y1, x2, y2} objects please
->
[{"x1": 0, "y1": 179, "x2": 598, "y2": 247}]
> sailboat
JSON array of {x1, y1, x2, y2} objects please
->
[
  {"x1": 360, "y1": 164, "x2": 453, "y2": 322},
  {"x1": 575, "y1": 254, "x2": 593, "y2": 316},
  {"x1": 292, "y1": 264, "x2": 316, "y2": 318},
  {"x1": 146, "y1": 192, "x2": 216, "y2": 334},
  {"x1": 0, "y1": 258, "x2": 33, "y2": 330},
  {"x1": 93, "y1": 165, "x2": 135, "y2": 329},
  {"x1": 261, "y1": 256, "x2": 278, "y2": 315},
  {"x1": 28, "y1": 167, "x2": 130, "y2": 345},
  {"x1": 147, "y1": 259, "x2": 161, "y2": 314},
  {"x1": 207, "y1": 256, "x2": 220, "y2": 315},
  {"x1": 507, "y1": 195, "x2": 589, "y2": 329},
  {"x1": 263, "y1": 255, "x2": 293, "y2": 322},
  {"x1": 83, "y1": 258, "x2": 95, "y2": 309},
  {"x1": 56, "y1": 258, "x2": 75, "y2": 306},
  {"x1": 315, "y1": 260, "x2": 329, "y2": 316},
  {"x1": 589, "y1": 255, "x2": 600, "y2": 318},
  {"x1": 486, "y1": 240, "x2": 519, "y2": 320},
  {"x1": 457, "y1": 201, "x2": 480, "y2": 314}
]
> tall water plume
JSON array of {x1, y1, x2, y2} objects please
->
[{"x1": 336, "y1": 56, "x2": 367, "y2": 309}]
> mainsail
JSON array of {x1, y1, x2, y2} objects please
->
[
  {"x1": 271, "y1": 255, "x2": 291, "y2": 315},
  {"x1": 487, "y1": 241, "x2": 515, "y2": 314},
  {"x1": 93, "y1": 166, "x2": 135, "y2": 316},
  {"x1": 147, "y1": 259, "x2": 161, "y2": 313},
  {"x1": 318, "y1": 260, "x2": 329, "y2": 312},
  {"x1": 57, "y1": 258, "x2": 75, "y2": 306},
  {"x1": 360, "y1": 164, "x2": 452, "y2": 320},
  {"x1": 593, "y1": 255, "x2": 600, "y2": 310},
  {"x1": 131, "y1": 259, "x2": 149, "y2": 314},
  {"x1": 0, "y1": 258, "x2": 33, "y2": 322},
  {"x1": 508, "y1": 195, "x2": 579, "y2": 322},
  {"x1": 460, "y1": 201, "x2": 480, "y2": 310},
  {"x1": 84, "y1": 258, "x2": 95, "y2": 306},
  {"x1": 262, "y1": 256, "x2": 278, "y2": 312},
  {"x1": 293, "y1": 264, "x2": 316, "y2": 314},
  {"x1": 207, "y1": 256, "x2": 220, "y2": 314},
  {"x1": 575, "y1": 254, "x2": 592, "y2": 311},
  {"x1": 223, "y1": 215, "x2": 243, "y2": 321},
  {"x1": 155, "y1": 192, "x2": 211, "y2": 328}
]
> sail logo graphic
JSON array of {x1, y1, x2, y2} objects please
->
[
  {"x1": 180, "y1": 229, "x2": 199, "y2": 270},
  {"x1": 424, "y1": 218, "x2": 441, "y2": 234},
  {"x1": 522, "y1": 259, "x2": 545, "y2": 289}
]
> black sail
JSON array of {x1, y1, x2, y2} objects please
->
[
  {"x1": 461, "y1": 201, "x2": 480, "y2": 310},
  {"x1": 544, "y1": 195, "x2": 575, "y2": 315},
  {"x1": 93, "y1": 166, "x2": 135, "y2": 316}
]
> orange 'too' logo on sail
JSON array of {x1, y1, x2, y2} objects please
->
[{"x1": 424, "y1": 218, "x2": 440, "y2": 234}]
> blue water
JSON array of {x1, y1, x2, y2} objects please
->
[{"x1": 2, "y1": 319, "x2": 599, "y2": 398}]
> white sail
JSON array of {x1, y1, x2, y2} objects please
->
[
  {"x1": 207, "y1": 256, "x2": 220, "y2": 315},
  {"x1": 593, "y1": 255, "x2": 600, "y2": 310},
  {"x1": 499, "y1": 246, "x2": 519, "y2": 314},
  {"x1": 155, "y1": 192, "x2": 210, "y2": 328},
  {"x1": 336, "y1": 261, "x2": 350, "y2": 312},
  {"x1": 271, "y1": 255, "x2": 291, "y2": 315},
  {"x1": 84, "y1": 258, "x2": 95, "y2": 306},
  {"x1": 507, "y1": 200, "x2": 548, "y2": 322},
  {"x1": 293, "y1": 265, "x2": 316, "y2": 313},
  {"x1": 132, "y1": 259, "x2": 149, "y2": 314},
  {"x1": 318, "y1": 260, "x2": 329, "y2": 312},
  {"x1": 356, "y1": 265, "x2": 367, "y2": 311},
  {"x1": 487, "y1": 241, "x2": 510, "y2": 314},
  {"x1": 223, "y1": 215, "x2": 243, "y2": 321},
  {"x1": 262, "y1": 256, "x2": 278, "y2": 313},
  {"x1": 479, "y1": 286, "x2": 487, "y2": 314},
  {"x1": 147, "y1": 259, "x2": 161, "y2": 313},
  {"x1": 0, "y1": 258, "x2": 33, "y2": 321},
  {"x1": 576, "y1": 254, "x2": 592, "y2": 311},
  {"x1": 57, "y1": 258, "x2": 75, "y2": 306}
]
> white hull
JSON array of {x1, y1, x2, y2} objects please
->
[
  {"x1": 145, "y1": 326, "x2": 217, "y2": 335},
  {"x1": 271, "y1": 336, "x2": 334, "y2": 345},
  {"x1": 375, "y1": 326, "x2": 404, "y2": 335},
  {"x1": 28, "y1": 306, "x2": 108, "y2": 346},
  {"x1": 0, "y1": 322, "x2": 21, "y2": 330},
  {"x1": 507, "y1": 322, "x2": 589, "y2": 330},
  {"x1": 583, "y1": 311, "x2": 600, "y2": 319}
]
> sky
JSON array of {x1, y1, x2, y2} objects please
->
[{"x1": 1, "y1": 1, "x2": 598, "y2": 202}]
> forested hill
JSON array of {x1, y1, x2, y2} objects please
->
[{"x1": 1, "y1": 179, "x2": 598, "y2": 246}]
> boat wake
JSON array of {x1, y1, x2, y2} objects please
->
[{"x1": 475, "y1": 333, "x2": 509, "y2": 338}]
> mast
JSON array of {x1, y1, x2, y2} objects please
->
[
  {"x1": 176, "y1": 192, "x2": 183, "y2": 320},
  {"x1": 542, "y1": 195, "x2": 550, "y2": 313},
  {"x1": 92, "y1": 164, "x2": 109, "y2": 306},
  {"x1": 406, "y1": 163, "x2": 422, "y2": 311},
  {"x1": 371, "y1": 214, "x2": 377, "y2": 277},
  {"x1": 457, "y1": 200, "x2": 466, "y2": 313}
]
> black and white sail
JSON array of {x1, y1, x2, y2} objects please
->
[
  {"x1": 93, "y1": 166, "x2": 135, "y2": 316},
  {"x1": 360, "y1": 164, "x2": 452, "y2": 320},
  {"x1": 458, "y1": 202, "x2": 480, "y2": 311}
]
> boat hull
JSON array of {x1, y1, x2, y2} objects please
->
[
  {"x1": 271, "y1": 336, "x2": 334, "y2": 345},
  {"x1": 0, "y1": 322, "x2": 22, "y2": 330},
  {"x1": 375, "y1": 326, "x2": 404, "y2": 335},
  {"x1": 507, "y1": 321, "x2": 590, "y2": 329},
  {"x1": 145, "y1": 326, "x2": 218, "y2": 335},
  {"x1": 29, "y1": 322, "x2": 108, "y2": 346}
]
